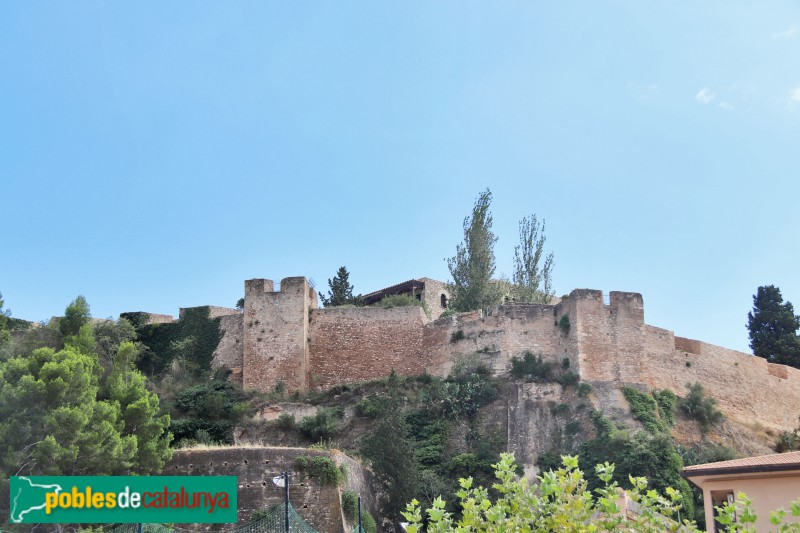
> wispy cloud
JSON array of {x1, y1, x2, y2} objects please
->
[
  {"x1": 695, "y1": 88, "x2": 716, "y2": 104},
  {"x1": 791, "y1": 87, "x2": 800, "y2": 102},
  {"x1": 773, "y1": 26, "x2": 798, "y2": 40},
  {"x1": 719, "y1": 102, "x2": 734, "y2": 111}
]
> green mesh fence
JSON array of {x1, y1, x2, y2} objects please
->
[{"x1": 103, "y1": 503, "x2": 328, "y2": 533}]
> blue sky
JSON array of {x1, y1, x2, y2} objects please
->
[{"x1": 2, "y1": 1, "x2": 799, "y2": 354}]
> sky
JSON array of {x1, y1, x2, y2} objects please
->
[{"x1": 2, "y1": 1, "x2": 799, "y2": 354}]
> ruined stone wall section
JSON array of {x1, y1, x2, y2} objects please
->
[
  {"x1": 419, "y1": 277, "x2": 450, "y2": 320},
  {"x1": 422, "y1": 303, "x2": 576, "y2": 378},
  {"x1": 179, "y1": 305, "x2": 240, "y2": 320},
  {"x1": 308, "y1": 306, "x2": 426, "y2": 389},
  {"x1": 212, "y1": 313, "x2": 244, "y2": 383},
  {"x1": 243, "y1": 278, "x2": 312, "y2": 393},
  {"x1": 640, "y1": 333, "x2": 800, "y2": 430}
]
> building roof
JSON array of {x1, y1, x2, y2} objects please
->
[
  {"x1": 362, "y1": 279, "x2": 425, "y2": 305},
  {"x1": 683, "y1": 451, "x2": 800, "y2": 478}
]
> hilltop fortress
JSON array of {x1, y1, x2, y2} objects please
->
[{"x1": 134, "y1": 276, "x2": 800, "y2": 433}]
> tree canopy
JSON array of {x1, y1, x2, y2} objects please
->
[
  {"x1": 321, "y1": 266, "x2": 362, "y2": 307},
  {"x1": 747, "y1": 285, "x2": 800, "y2": 367},
  {"x1": 0, "y1": 297, "x2": 172, "y2": 520},
  {"x1": 446, "y1": 189, "x2": 503, "y2": 312},
  {"x1": 512, "y1": 214, "x2": 554, "y2": 304}
]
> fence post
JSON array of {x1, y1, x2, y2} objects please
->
[
  {"x1": 357, "y1": 496, "x2": 362, "y2": 533},
  {"x1": 284, "y1": 471, "x2": 290, "y2": 533}
]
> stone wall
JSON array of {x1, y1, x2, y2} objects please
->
[
  {"x1": 167, "y1": 447, "x2": 378, "y2": 532},
  {"x1": 308, "y1": 306, "x2": 427, "y2": 389},
  {"x1": 179, "y1": 306, "x2": 240, "y2": 320},
  {"x1": 419, "y1": 277, "x2": 451, "y2": 319},
  {"x1": 212, "y1": 313, "x2": 244, "y2": 383},
  {"x1": 243, "y1": 278, "x2": 315, "y2": 393}
]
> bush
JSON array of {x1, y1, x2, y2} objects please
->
[
  {"x1": 775, "y1": 417, "x2": 800, "y2": 452},
  {"x1": 679, "y1": 382, "x2": 724, "y2": 433},
  {"x1": 274, "y1": 413, "x2": 296, "y2": 430},
  {"x1": 653, "y1": 389, "x2": 677, "y2": 427},
  {"x1": 556, "y1": 371, "x2": 580, "y2": 388},
  {"x1": 510, "y1": 352, "x2": 553, "y2": 381},
  {"x1": 294, "y1": 455, "x2": 344, "y2": 485},
  {"x1": 341, "y1": 490, "x2": 359, "y2": 522},
  {"x1": 577, "y1": 382, "x2": 592, "y2": 397},
  {"x1": 622, "y1": 387, "x2": 665, "y2": 434},
  {"x1": 376, "y1": 294, "x2": 431, "y2": 318},
  {"x1": 299, "y1": 408, "x2": 340, "y2": 441},
  {"x1": 558, "y1": 314, "x2": 570, "y2": 331},
  {"x1": 355, "y1": 395, "x2": 384, "y2": 418},
  {"x1": 450, "y1": 329, "x2": 466, "y2": 343}
]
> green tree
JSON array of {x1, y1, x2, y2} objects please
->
[
  {"x1": 446, "y1": 189, "x2": 503, "y2": 312},
  {"x1": 0, "y1": 292, "x2": 10, "y2": 351},
  {"x1": 321, "y1": 266, "x2": 362, "y2": 307},
  {"x1": 59, "y1": 295, "x2": 91, "y2": 338},
  {"x1": 512, "y1": 214, "x2": 555, "y2": 303},
  {"x1": 362, "y1": 382, "x2": 421, "y2": 530},
  {"x1": 747, "y1": 285, "x2": 800, "y2": 367}
]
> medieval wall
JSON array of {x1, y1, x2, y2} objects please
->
[
  {"x1": 212, "y1": 313, "x2": 244, "y2": 382},
  {"x1": 419, "y1": 277, "x2": 451, "y2": 319},
  {"x1": 243, "y1": 278, "x2": 314, "y2": 393},
  {"x1": 167, "y1": 447, "x2": 379, "y2": 532},
  {"x1": 179, "y1": 305, "x2": 239, "y2": 320},
  {"x1": 308, "y1": 306, "x2": 427, "y2": 389}
]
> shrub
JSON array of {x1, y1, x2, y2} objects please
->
[
  {"x1": 622, "y1": 386, "x2": 664, "y2": 434},
  {"x1": 653, "y1": 389, "x2": 677, "y2": 427},
  {"x1": 440, "y1": 371, "x2": 497, "y2": 419},
  {"x1": 274, "y1": 413, "x2": 296, "y2": 430},
  {"x1": 558, "y1": 314, "x2": 570, "y2": 331},
  {"x1": 577, "y1": 382, "x2": 592, "y2": 397},
  {"x1": 550, "y1": 403, "x2": 570, "y2": 416},
  {"x1": 450, "y1": 329, "x2": 466, "y2": 343},
  {"x1": 299, "y1": 408, "x2": 340, "y2": 441},
  {"x1": 341, "y1": 490, "x2": 358, "y2": 522},
  {"x1": 510, "y1": 352, "x2": 553, "y2": 381},
  {"x1": 294, "y1": 455, "x2": 344, "y2": 485},
  {"x1": 556, "y1": 371, "x2": 580, "y2": 388},
  {"x1": 775, "y1": 417, "x2": 800, "y2": 452},
  {"x1": 376, "y1": 294, "x2": 431, "y2": 318},
  {"x1": 355, "y1": 395, "x2": 384, "y2": 418},
  {"x1": 679, "y1": 382, "x2": 724, "y2": 433}
]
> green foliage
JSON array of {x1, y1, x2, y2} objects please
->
[
  {"x1": 360, "y1": 510, "x2": 377, "y2": 533},
  {"x1": 299, "y1": 408, "x2": 341, "y2": 442},
  {"x1": 59, "y1": 295, "x2": 91, "y2": 338},
  {"x1": 446, "y1": 189, "x2": 503, "y2": 313},
  {"x1": 235, "y1": 297, "x2": 244, "y2": 311},
  {"x1": 510, "y1": 351, "x2": 553, "y2": 381},
  {"x1": 622, "y1": 387, "x2": 666, "y2": 433},
  {"x1": 0, "y1": 292, "x2": 10, "y2": 351},
  {"x1": 321, "y1": 266, "x2": 362, "y2": 307},
  {"x1": 579, "y1": 412, "x2": 694, "y2": 517},
  {"x1": 512, "y1": 214, "x2": 555, "y2": 304},
  {"x1": 171, "y1": 380, "x2": 251, "y2": 445},
  {"x1": 376, "y1": 293, "x2": 431, "y2": 318},
  {"x1": 294, "y1": 454, "x2": 344, "y2": 485},
  {"x1": 577, "y1": 382, "x2": 592, "y2": 397},
  {"x1": 274, "y1": 413, "x2": 296, "y2": 430},
  {"x1": 747, "y1": 285, "x2": 800, "y2": 367},
  {"x1": 341, "y1": 490, "x2": 358, "y2": 522},
  {"x1": 450, "y1": 329, "x2": 465, "y2": 343},
  {"x1": 402, "y1": 453, "x2": 703, "y2": 533},
  {"x1": 355, "y1": 395, "x2": 385, "y2": 418},
  {"x1": 558, "y1": 314, "x2": 570, "y2": 331},
  {"x1": 438, "y1": 368, "x2": 497, "y2": 419},
  {"x1": 94, "y1": 317, "x2": 138, "y2": 370},
  {"x1": 556, "y1": 370, "x2": 579, "y2": 387},
  {"x1": 679, "y1": 382, "x2": 724, "y2": 433},
  {"x1": 133, "y1": 307, "x2": 223, "y2": 377},
  {"x1": 653, "y1": 389, "x2": 677, "y2": 427},
  {"x1": 361, "y1": 386, "x2": 421, "y2": 522},
  {"x1": 775, "y1": 416, "x2": 800, "y2": 452}
]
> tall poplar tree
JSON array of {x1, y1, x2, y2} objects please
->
[
  {"x1": 512, "y1": 214, "x2": 555, "y2": 303},
  {"x1": 446, "y1": 189, "x2": 503, "y2": 312}
]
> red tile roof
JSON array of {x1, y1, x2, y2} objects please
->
[{"x1": 683, "y1": 451, "x2": 800, "y2": 477}]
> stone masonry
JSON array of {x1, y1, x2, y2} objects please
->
[{"x1": 150, "y1": 276, "x2": 800, "y2": 432}]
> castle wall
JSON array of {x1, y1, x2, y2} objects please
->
[
  {"x1": 212, "y1": 313, "x2": 244, "y2": 383},
  {"x1": 419, "y1": 277, "x2": 451, "y2": 319},
  {"x1": 179, "y1": 305, "x2": 240, "y2": 320},
  {"x1": 640, "y1": 333, "x2": 800, "y2": 430},
  {"x1": 422, "y1": 304, "x2": 574, "y2": 378},
  {"x1": 243, "y1": 278, "x2": 312, "y2": 393},
  {"x1": 167, "y1": 447, "x2": 379, "y2": 532},
  {"x1": 308, "y1": 306, "x2": 427, "y2": 389}
]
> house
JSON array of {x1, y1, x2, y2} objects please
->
[
  {"x1": 683, "y1": 450, "x2": 800, "y2": 532},
  {"x1": 361, "y1": 277, "x2": 450, "y2": 319}
]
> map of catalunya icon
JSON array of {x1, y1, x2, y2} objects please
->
[{"x1": 10, "y1": 476, "x2": 63, "y2": 523}]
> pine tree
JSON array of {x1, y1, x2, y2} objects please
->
[
  {"x1": 321, "y1": 266, "x2": 361, "y2": 307},
  {"x1": 747, "y1": 285, "x2": 800, "y2": 367}
]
